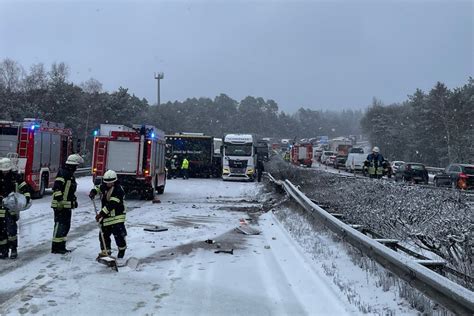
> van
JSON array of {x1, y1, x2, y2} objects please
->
[{"x1": 345, "y1": 150, "x2": 366, "y2": 172}]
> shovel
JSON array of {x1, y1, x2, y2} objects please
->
[{"x1": 92, "y1": 198, "x2": 118, "y2": 272}]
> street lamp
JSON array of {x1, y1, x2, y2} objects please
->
[{"x1": 154, "y1": 72, "x2": 164, "y2": 105}]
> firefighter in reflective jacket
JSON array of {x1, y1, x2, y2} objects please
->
[
  {"x1": 0, "y1": 158, "x2": 31, "y2": 259},
  {"x1": 89, "y1": 170, "x2": 127, "y2": 259},
  {"x1": 364, "y1": 147, "x2": 385, "y2": 179},
  {"x1": 51, "y1": 154, "x2": 83, "y2": 254},
  {"x1": 181, "y1": 157, "x2": 189, "y2": 179}
]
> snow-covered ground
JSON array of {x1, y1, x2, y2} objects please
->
[{"x1": 1, "y1": 177, "x2": 417, "y2": 315}]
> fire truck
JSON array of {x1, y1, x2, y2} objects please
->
[
  {"x1": 91, "y1": 124, "x2": 166, "y2": 200},
  {"x1": 290, "y1": 143, "x2": 313, "y2": 167},
  {"x1": 0, "y1": 118, "x2": 73, "y2": 198}
]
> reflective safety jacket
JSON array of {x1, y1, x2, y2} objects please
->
[
  {"x1": 91, "y1": 183, "x2": 126, "y2": 227},
  {"x1": 0, "y1": 171, "x2": 31, "y2": 217},
  {"x1": 181, "y1": 158, "x2": 189, "y2": 170},
  {"x1": 51, "y1": 167, "x2": 78, "y2": 209},
  {"x1": 365, "y1": 153, "x2": 385, "y2": 176}
]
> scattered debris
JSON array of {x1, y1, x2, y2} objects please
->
[
  {"x1": 214, "y1": 249, "x2": 234, "y2": 255},
  {"x1": 143, "y1": 226, "x2": 168, "y2": 232},
  {"x1": 204, "y1": 239, "x2": 215, "y2": 244},
  {"x1": 236, "y1": 226, "x2": 261, "y2": 235},
  {"x1": 272, "y1": 237, "x2": 276, "y2": 240},
  {"x1": 264, "y1": 245, "x2": 271, "y2": 250},
  {"x1": 152, "y1": 198, "x2": 161, "y2": 204}
]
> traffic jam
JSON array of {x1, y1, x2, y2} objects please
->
[{"x1": 0, "y1": 119, "x2": 473, "y2": 315}]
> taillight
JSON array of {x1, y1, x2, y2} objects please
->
[{"x1": 459, "y1": 173, "x2": 468, "y2": 179}]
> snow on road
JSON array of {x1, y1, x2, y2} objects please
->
[{"x1": 1, "y1": 177, "x2": 356, "y2": 315}]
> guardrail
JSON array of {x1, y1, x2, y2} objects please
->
[
  {"x1": 265, "y1": 173, "x2": 474, "y2": 315},
  {"x1": 75, "y1": 167, "x2": 91, "y2": 177}
]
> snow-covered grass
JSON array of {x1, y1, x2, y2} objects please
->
[{"x1": 266, "y1": 158, "x2": 473, "y2": 290}]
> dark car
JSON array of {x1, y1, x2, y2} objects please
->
[
  {"x1": 434, "y1": 164, "x2": 474, "y2": 190},
  {"x1": 394, "y1": 163, "x2": 428, "y2": 184},
  {"x1": 333, "y1": 155, "x2": 347, "y2": 169}
]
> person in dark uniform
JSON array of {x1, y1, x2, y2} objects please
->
[
  {"x1": 0, "y1": 158, "x2": 31, "y2": 259},
  {"x1": 257, "y1": 158, "x2": 265, "y2": 182},
  {"x1": 89, "y1": 169, "x2": 127, "y2": 259},
  {"x1": 51, "y1": 154, "x2": 83, "y2": 254}
]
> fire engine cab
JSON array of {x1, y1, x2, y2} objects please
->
[
  {"x1": 92, "y1": 124, "x2": 166, "y2": 200},
  {"x1": 290, "y1": 143, "x2": 313, "y2": 168},
  {"x1": 0, "y1": 118, "x2": 73, "y2": 198}
]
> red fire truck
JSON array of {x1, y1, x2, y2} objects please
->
[
  {"x1": 290, "y1": 143, "x2": 313, "y2": 167},
  {"x1": 0, "y1": 118, "x2": 73, "y2": 198},
  {"x1": 91, "y1": 124, "x2": 166, "y2": 200}
]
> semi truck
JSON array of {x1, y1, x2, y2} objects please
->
[
  {"x1": 92, "y1": 124, "x2": 166, "y2": 200},
  {"x1": 222, "y1": 134, "x2": 257, "y2": 181},
  {"x1": 165, "y1": 133, "x2": 214, "y2": 177},
  {"x1": 0, "y1": 118, "x2": 73, "y2": 198}
]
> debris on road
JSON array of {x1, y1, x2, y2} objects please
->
[
  {"x1": 214, "y1": 249, "x2": 234, "y2": 255},
  {"x1": 236, "y1": 226, "x2": 261, "y2": 235},
  {"x1": 143, "y1": 225, "x2": 168, "y2": 232}
]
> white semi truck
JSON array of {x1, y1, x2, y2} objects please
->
[{"x1": 222, "y1": 134, "x2": 257, "y2": 181}]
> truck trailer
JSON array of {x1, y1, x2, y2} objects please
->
[
  {"x1": 0, "y1": 118, "x2": 72, "y2": 198},
  {"x1": 165, "y1": 133, "x2": 214, "y2": 178},
  {"x1": 92, "y1": 124, "x2": 166, "y2": 200}
]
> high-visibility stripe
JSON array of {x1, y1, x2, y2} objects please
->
[
  {"x1": 63, "y1": 180, "x2": 71, "y2": 202},
  {"x1": 102, "y1": 206, "x2": 109, "y2": 214},
  {"x1": 8, "y1": 236, "x2": 17, "y2": 241},
  {"x1": 118, "y1": 245, "x2": 127, "y2": 250},
  {"x1": 56, "y1": 177, "x2": 65, "y2": 183},
  {"x1": 53, "y1": 191, "x2": 63, "y2": 197},
  {"x1": 94, "y1": 185, "x2": 101, "y2": 195},
  {"x1": 24, "y1": 193, "x2": 31, "y2": 198},
  {"x1": 0, "y1": 209, "x2": 6, "y2": 217},
  {"x1": 110, "y1": 197, "x2": 121, "y2": 203},
  {"x1": 0, "y1": 239, "x2": 7, "y2": 245},
  {"x1": 9, "y1": 211, "x2": 17, "y2": 216},
  {"x1": 53, "y1": 223, "x2": 58, "y2": 239},
  {"x1": 102, "y1": 214, "x2": 126, "y2": 226},
  {"x1": 52, "y1": 237, "x2": 66, "y2": 243},
  {"x1": 18, "y1": 182, "x2": 27, "y2": 190}
]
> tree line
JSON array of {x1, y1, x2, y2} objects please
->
[
  {"x1": 361, "y1": 79, "x2": 474, "y2": 167},
  {"x1": 0, "y1": 58, "x2": 363, "y2": 160}
]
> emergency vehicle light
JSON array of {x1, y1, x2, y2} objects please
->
[
  {"x1": 147, "y1": 140, "x2": 151, "y2": 144},
  {"x1": 145, "y1": 169, "x2": 149, "y2": 174},
  {"x1": 30, "y1": 125, "x2": 35, "y2": 131},
  {"x1": 151, "y1": 133, "x2": 155, "y2": 138},
  {"x1": 93, "y1": 130, "x2": 98, "y2": 136}
]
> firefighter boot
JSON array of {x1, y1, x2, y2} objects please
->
[
  {"x1": 118, "y1": 249, "x2": 126, "y2": 259},
  {"x1": 98, "y1": 249, "x2": 112, "y2": 258},
  {"x1": 10, "y1": 248, "x2": 17, "y2": 259},
  {"x1": 0, "y1": 247, "x2": 7, "y2": 259}
]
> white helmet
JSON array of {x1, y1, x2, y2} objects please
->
[
  {"x1": 372, "y1": 146, "x2": 380, "y2": 153},
  {"x1": 103, "y1": 170, "x2": 117, "y2": 183},
  {"x1": 66, "y1": 154, "x2": 84, "y2": 165},
  {"x1": 0, "y1": 158, "x2": 13, "y2": 171}
]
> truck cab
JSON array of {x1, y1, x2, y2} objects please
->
[{"x1": 222, "y1": 134, "x2": 256, "y2": 181}]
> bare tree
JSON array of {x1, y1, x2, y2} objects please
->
[{"x1": 0, "y1": 58, "x2": 24, "y2": 91}]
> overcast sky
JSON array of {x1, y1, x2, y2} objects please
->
[{"x1": 0, "y1": 0, "x2": 472, "y2": 112}]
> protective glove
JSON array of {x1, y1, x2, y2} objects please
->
[
  {"x1": 95, "y1": 213, "x2": 103, "y2": 222},
  {"x1": 89, "y1": 191, "x2": 96, "y2": 200}
]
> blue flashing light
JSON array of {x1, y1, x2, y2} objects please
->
[
  {"x1": 93, "y1": 130, "x2": 98, "y2": 136},
  {"x1": 151, "y1": 132, "x2": 155, "y2": 138},
  {"x1": 30, "y1": 125, "x2": 35, "y2": 131}
]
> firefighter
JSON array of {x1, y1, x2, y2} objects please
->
[
  {"x1": 170, "y1": 155, "x2": 178, "y2": 179},
  {"x1": 0, "y1": 158, "x2": 31, "y2": 259},
  {"x1": 365, "y1": 147, "x2": 385, "y2": 179},
  {"x1": 89, "y1": 170, "x2": 127, "y2": 259},
  {"x1": 51, "y1": 154, "x2": 83, "y2": 254},
  {"x1": 181, "y1": 157, "x2": 189, "y2": 179},
  {"x1": 256, "y1": 158, "x2": 265, "y2": 182}
]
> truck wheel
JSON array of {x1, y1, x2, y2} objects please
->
[{"x1": 33, "y1": 176, "x2": 46, "y2": 199}]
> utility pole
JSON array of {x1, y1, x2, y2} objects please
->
[{"x1": 154, "y1": 72, "x2": 164, "y2": 105}]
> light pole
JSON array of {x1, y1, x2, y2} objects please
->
[{"x1": 154, "y1": 72, "x2": 164, "y2": 105}]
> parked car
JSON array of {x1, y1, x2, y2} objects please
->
[
  {"x1": 391, "y1": 161, "x2": 405, "y2": 173},
  {"x1": 434, "y1": 163, "x2": 474, "y2": 190},
  {"x1": 333, "y1": 155, "x2": 347, "y2": 169},
  {"x1": 382, "y1": 160, "x2": 393, "y2": 178},
  {"x1": 394, "y1": 163, "x2": 428, "y2": 184},
  {"x1": 327, "y1": 155, "x2": 337, "y2": 166},
  {"x1": 320, "y1": 151, "x2": 336, "y2": 165}
]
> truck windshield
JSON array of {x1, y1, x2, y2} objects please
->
[{"x1": 225, "y1": 144, "x2": 252, "y2": 156}]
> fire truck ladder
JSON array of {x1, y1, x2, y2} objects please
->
[
  {"x1": 96, "y1": 140, "x2": 107, "y2": 174},
  {"x1": 18, "y1": 128, "x2": 29, "y2": 158}
]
